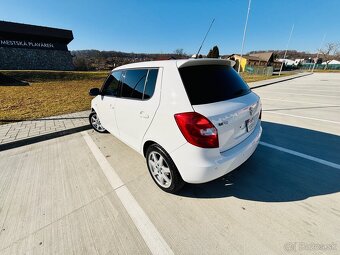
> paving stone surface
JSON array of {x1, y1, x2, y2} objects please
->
[{"x1": 0, "y1": 110, "x2": 90, "y2": 145}]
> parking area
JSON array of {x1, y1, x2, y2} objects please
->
[{"x1": 0, "y1": 73, "x2": 339, "y2": 254}]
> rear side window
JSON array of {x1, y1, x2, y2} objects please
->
[
  {"x1": 102, "y1": 71, "x2": 122, "y2": 96},
  {"x1": 121, "y1": 68, "x2": 158, "y2": 100},
  {"x1": 179, "y1": 65, "x2": 250, "y2": 105},
  {"x1": 121, "y1": 69, "x2": 148, "y2": 99},
  {"x1": 144, "y1": 69, "x2": 158, "y2": 99}
]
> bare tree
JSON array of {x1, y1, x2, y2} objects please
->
[
  {"x1": 335, "y1": 48, "x2": 340, "y2": 60},
  {"x1": 319, "y1": 42, "x2": 340, "y2": 69},
  {"x1": 174, "y1": 48, "x2": 185, "y2": 56},
  {"x1": 73, "y1": 56, "x2": 90, "y2": 71}
]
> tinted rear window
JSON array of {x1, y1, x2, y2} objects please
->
[{"x1": 179, "y1": 65, "x2": 250, "y2": 105}]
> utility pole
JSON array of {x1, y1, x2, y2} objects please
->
[
  {"x1": 279, "y1": 24, "x2": 294, "y2": 76},
  {"x1": 311, "y1": 33, "x2": 326, "y2": 73},
  {"x1": 238, "y1": 0, "x2": 252, "y2": 73}
]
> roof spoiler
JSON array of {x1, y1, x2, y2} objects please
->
[{"x1": 177, "y1": 58, "x2": 236, "y2": 68}]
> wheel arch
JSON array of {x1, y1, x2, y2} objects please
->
[{"x1": 143, "y1": 140, "x2": 156, "y2": 157}]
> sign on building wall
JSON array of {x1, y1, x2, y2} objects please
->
[{"x1": 0, "y1": 39, "x2": 68, "y2": 51}]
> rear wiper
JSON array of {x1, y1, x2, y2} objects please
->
[{"x1": 234, "y1": 88, "x2": 249, "y2": 96}]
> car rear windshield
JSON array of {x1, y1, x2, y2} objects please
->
[{"x1": 179, "y1": 65, "x2": 250, "y2": 105}]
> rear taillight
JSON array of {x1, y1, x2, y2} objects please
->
[{"x1": 174, "y1": 112, "x2": 219, "y2": 148}]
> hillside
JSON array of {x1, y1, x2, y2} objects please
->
[
  {"x1": 71, "y1": 49, "x2": 340, "y2": 71},
  {"x1": 247, "y1": 50, "x2": 339, "y2": 61},
  {"x1": 71, "y1": 50, "x2": 188, "y2": 70}
]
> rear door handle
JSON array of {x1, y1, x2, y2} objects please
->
[{"x1": 139, "y1": 111, "x2": 149, "y2": 119}]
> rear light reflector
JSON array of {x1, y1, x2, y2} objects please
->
[{"x1": 174, "y1": 112, "x2": 219, "y2": 148}]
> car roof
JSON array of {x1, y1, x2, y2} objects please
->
[{"x1": 112, "y1": 58, "x2": 235, "y2": 71}]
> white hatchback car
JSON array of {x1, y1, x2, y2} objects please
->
[{"x1": 89, "y1": 58, "x2": 262, "y2": 193}]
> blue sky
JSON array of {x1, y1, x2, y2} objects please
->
[{"x1": 1, "y1": 0, "x2": 339, "y2": 55}]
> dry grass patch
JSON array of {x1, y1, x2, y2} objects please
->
[
  {"x1": 309, "y1": 69, "x2": 340, "y2": 73},
  {"x1": 0, "y1": 71, "x2": 108, "y2": 123},
  {"x1": 241, "y1": 72, "x2": 293, "y2": 83}
]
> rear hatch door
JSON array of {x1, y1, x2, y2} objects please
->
[{"x1": 178, "y1": 63, "x2": 261, "y2": 152}]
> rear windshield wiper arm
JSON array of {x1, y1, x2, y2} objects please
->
[{"x1": 233, "y1": 88, "x2": 249, "y2": 96}]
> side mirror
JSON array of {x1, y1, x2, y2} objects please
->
[{"x1": 89, "y1": 88, "x2": 101, "y2": 96}]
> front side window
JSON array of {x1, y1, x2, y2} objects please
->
[{"x1": 102, "y1": 71, "x2": 122, "y2": 96}]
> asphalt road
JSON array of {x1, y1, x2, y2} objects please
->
[{"x1": 0, "y1": 73, "x2": 339, "y2": 254}]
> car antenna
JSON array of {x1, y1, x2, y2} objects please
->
[{"x1": 195, "y1": 18, "x2": 215, "y2": 59}]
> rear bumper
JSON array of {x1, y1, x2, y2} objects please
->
[{"x1": 170, "y1": 122, "x2": 262, "y2": 184}]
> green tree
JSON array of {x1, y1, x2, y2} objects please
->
[
  {"x1": 207, "y1": 49, "x2": 213, "y2": 58},
  {"x1": 207, "y1": 45, "x2": 220, "y2": 58}
]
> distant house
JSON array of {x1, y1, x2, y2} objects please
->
[
  {"x1": 314, "y1": 57, "x2": 323, "y2": 64},
  {"x1": 294, "y1": 59, "x2": 304, "y2": 66},
  {"x1": 224, "y1": 52, "x2": 281, "y2": 72},
  {"x1": 300, "y1": 57, "x2": 322, "y2": 64},
  {"x1": 322, "y1": 59, "x2": 340, "y2": 65},
  {"x1": 249, "y1": 52, "x2": 274, "y2": 63},
  {"x1": 277, "y1": 58, "x2": 295, "y2": 66}
]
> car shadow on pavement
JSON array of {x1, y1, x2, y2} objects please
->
[{"x1": 178, "y1": 121, "x2": 340, "y2": 202}]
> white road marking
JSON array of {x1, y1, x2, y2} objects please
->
[
  {"x1": 264, "y1": 111, "x2": 340, "y2": 124},
  {"x1": 259, "y1": 142, "x2": 340, "y2": 170},
  {"x1": 258, "y1": 91, "x2": 339, "y2": 98},
  {"x1": 260, "y1": 98, "x2": 340, "y2": 106},
  {"x1": 257, "y1": 87, "x2": 340, "y2": 93},
  {"x1": 81, "y1": 131, "x2": 174, "y2": 255}
]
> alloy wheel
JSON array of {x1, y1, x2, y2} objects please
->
[
  {"x1": 148, "y1": 151, "x2": 172, "y2": 188},
  {"x1": 91, "y1": 113, "x2": 106, "y2": 132}
]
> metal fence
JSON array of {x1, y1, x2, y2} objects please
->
[
  {"x1": 245, "y1": 66, "x2": 274, "y2": 76},
  {"x1": 300, "y1": 63, "x2": 340, "y2": 70}
]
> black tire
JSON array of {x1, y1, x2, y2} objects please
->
[
  {"x1": 89, "y1": 111, "x2": 107, "y2": 133},
  {"x1": 146, "y1": 144, "x2": 185, "y2": 193}
]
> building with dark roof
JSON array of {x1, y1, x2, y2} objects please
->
[
  {"x1": 0, "y1": 21, "x2": 74, "y2": 70},
  {"x1": 224, "y1": 52, "x2": 281, "y2": 72}
]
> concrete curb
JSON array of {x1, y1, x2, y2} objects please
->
[
  {"x1": 0, "y1": 125, "x2": 91, "y2": 152},
  {"x1": 249, "y1": 73, "x2": 313, "y2": 89}
]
